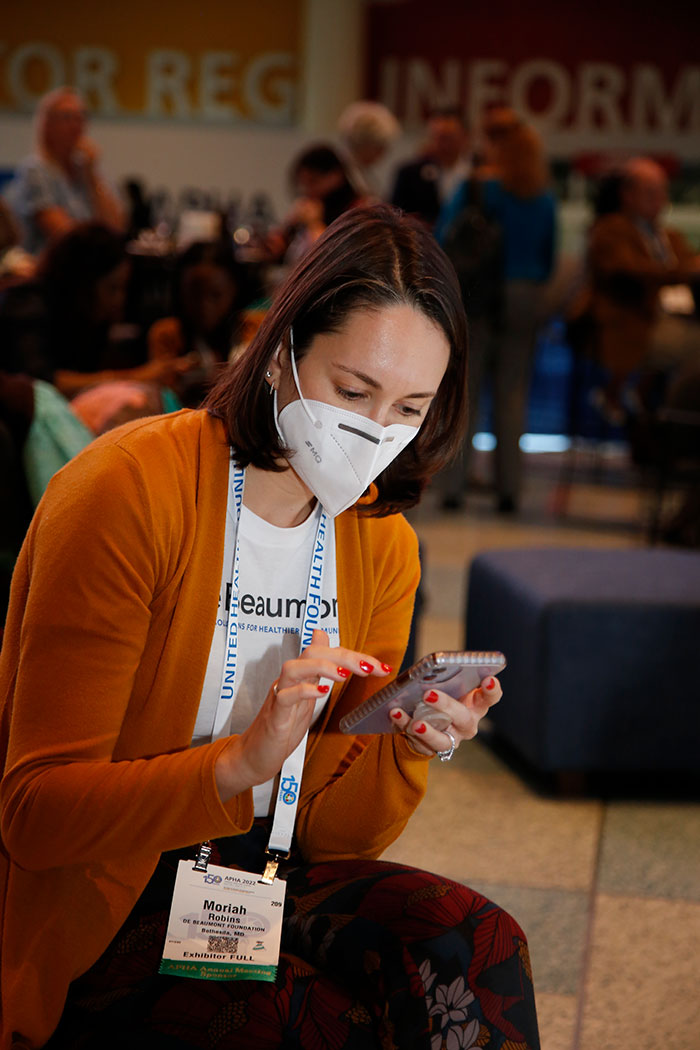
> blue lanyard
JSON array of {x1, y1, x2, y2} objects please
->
[{"x1": 218, "y1": 464, "x2": 332, "y2": 871}]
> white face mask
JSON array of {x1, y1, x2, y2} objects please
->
[{"x1": 274, "y1": 338, "x2": 420, "y2": 517}]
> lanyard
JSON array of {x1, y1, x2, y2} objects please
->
[{"x1": 208, "y1": 463, "x2": 331, "y2": 882}]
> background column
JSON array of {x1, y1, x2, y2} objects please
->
[{"x1": 299, "y1": 0, "x2": 363, "y2": 134}]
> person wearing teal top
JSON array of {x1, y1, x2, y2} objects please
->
[{"x1": 436, "y1": 118, "x2": 557, "y2": 512}]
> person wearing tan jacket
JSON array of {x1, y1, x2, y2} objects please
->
[
  {"x1": 586, "y1": 157, "x2": 700, "y2": 419},
  {"x1": 0, "y1": 206, "x2": 540, "y2": 1050}
]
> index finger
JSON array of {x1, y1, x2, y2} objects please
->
[{"x1": 300, "y1": 643, "x2": 393, "y2": 678}]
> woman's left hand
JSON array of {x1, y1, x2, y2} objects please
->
[{"x1": 389, "y1": 676, "x2": 502, "y2": 759}]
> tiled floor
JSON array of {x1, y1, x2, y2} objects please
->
[{"x1": 382, "y1": 445, "x2": 700, "y2": 1050}]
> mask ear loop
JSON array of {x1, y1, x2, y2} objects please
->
[
  {"x1": 289, "y1": 328, "x2": 322, "y2": 429},
  {"x1": 272, "y1": 387, "x2": 286, "y2": 446}
]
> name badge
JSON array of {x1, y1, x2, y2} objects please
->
[{"x1": 160, "y1": 860, "x2": 286, "y2": 982}]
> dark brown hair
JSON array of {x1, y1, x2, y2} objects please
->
[{"x1": 205, "y1": 203, "x2": 468, "y2": 516}]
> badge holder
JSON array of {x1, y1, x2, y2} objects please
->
[
  {"x1": 260, "y1": 848, "x2": 289, "y2": 885},
  {"x1": 193, "y1": 841, "x2": 213, "y2": 872},
  {"x1": 160, "y1": 838, "x2": 287, "y2": 983},
  {"x1": 195, "y1": 840, "x2": 287, "y2": 885},
  {"x1": 158, "y1": 464, "x2": 332, "y2": 982}
]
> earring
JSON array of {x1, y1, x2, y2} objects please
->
[{"x1": 265, "y1": 370, "x2": 272, "y2": 378}]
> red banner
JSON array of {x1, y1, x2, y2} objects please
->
[{"x1": 365, "y1": 0, "x2": 700, "y2": 160}]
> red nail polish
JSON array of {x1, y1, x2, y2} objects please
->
[
  {"x1": 414, "y1": 723, "x2": 427, "y2": 734},
  {"x1": 359, "y1": 661, "x2": 374, "y2": 674},
  {"x1": 391, "y1": 710, "x2": 403, "y2": 720},
  {"x1": 317, "y1": 684, "x2": 330, "y2": 693},
  {"x1": 381, "y1": 663, "x2": 393, "y2": 673},
  {"x1": 337, "y1": 667, "x2": 351, "y2": 678},
  {"x1": 485, "y1": 678, "x2": 496, "y2": 690},
  {"x1": 424, "y1": 690, "x2": 439, "y2": 702}
]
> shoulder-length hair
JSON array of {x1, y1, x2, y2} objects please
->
[
  {"x1": 497, "y1": 123, "x2": 550, "y2": 199},
  {"x1": 205, "y1": 203, "x2": 468, "y2": 516}
]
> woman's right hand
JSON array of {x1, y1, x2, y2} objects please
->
[{"x1": 214, "y1": 629, "x2": 391, "y2": 802}]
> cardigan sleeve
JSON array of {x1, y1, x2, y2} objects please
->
[
  {"x1": 294, "y1": 515, "x2": 431, "y2": 863},
  {"x1": 0, "y1": 440, "x2": 253, "y2": 872}
]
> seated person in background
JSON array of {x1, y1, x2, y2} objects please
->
[
  {"x1": 0, "y1": 222, "x2": 190, "y2": 401},
  {"x1": 4, "y1": 87, "x2": 125, "y2": 256},
  {"x1": 147, "y1": 240, "x2": 257, "y2": 406},
  {"x1": 0, "y1": 371, "x2": 36, "y2": 612},
  {"x1": 656, "y1": 359, "x2": 700, "y2": 547},
  {"x1": 265, "y1": 144, "x2": 365, "y2": 264},
  {"x1": 123, "y1": 177, "x2": 153, "y2": 240},
  {"x1": 0, "y1": 200, "x2": 35, "y2": 286},
  {"x1": 586, "y1": 157, "x2": 700, "y2": 419},
  {"x1": 390, "y1": 106, "x2": 472, "y2": 229}
]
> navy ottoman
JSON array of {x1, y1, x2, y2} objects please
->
[{"x1": 465, "y1": 548, "x2": 700, "y2": 775}]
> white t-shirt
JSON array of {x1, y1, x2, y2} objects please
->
[{"x1": 193, "y1": 467, "x2": 338, "y2": 814}]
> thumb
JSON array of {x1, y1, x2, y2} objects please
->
[{"x1": 311, "y1": 628, "x2": 330, "y2": 649}]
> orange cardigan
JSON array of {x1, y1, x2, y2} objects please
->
[{"x1": 0, "y1": 409, "x2": 425, "y2": 1049}]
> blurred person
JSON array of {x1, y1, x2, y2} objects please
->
[
  {"x1": 123, "y1": 177, "x2": 153, "y2": 240},
  {"x1": 265, "y1": 143, "x2": 365, "y2": 264},
  {"x1": 474, "y1": 106, "x2": 521, "y2": 176},
  {"x1": 390, "y1": 106, "x2": 471, "y2": 228},
  {"x1": 0, "y1": 371, "x2": 36, "y2": 619},
  {"x1": 592, "y1": 168, "x2": 626, "y2": 218},
  {"x1": 0, "y1": 222, "x2": 189, "y2": 400},
  {"x1": 337, "y1": 99, "x2": 401, "y2": 196},
  {"x1": 585, "y1": 157, "x2": 700, "y2": 421},
  {"x1": 437, "y1": 120, "x2": 556, "y2": 513},
  {"x1": 4, "y1": 87, "x2": 125, "y2": 256},
  {"x1": 147, "y1": 240, "x2": 256, "y2": 405},
  {"x1": 563, "y1": 167, "x2": 626, "y2": 366},
  {"x1": 0, "y1": 200, "x2": 35, "y2": 286},
  {"x1": 655, "y1": 358, "x2": 700, "y2": 547}
]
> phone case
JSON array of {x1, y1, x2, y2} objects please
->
[{"x1": 338, "y1": 650, "x2": 506, "y2": 734}]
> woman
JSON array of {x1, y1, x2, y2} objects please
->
[
  {"x1": 0, "y1": 205, "x2": 540, "y2": 1050},
  {"x1": 437, "y1": 117, "x2": 557, "y2": 513},
  {"x1": 5, "y1": 87, "x2": 124, "y2": 256},
  {"x1": 265, "y1": 144, "x2": 365, "y2": 265},
  {"x1": 147, "y1": 240, "x2": 256, "y2": 406},
  {"x1": 0, "y1": 222, "x2": 189, "y2": 401}
]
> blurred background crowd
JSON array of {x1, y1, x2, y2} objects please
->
[{"x1": 2, "y1": 2, "x2": 700, "y2": 621}]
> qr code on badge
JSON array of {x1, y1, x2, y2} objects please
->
[{"x1": 208, "y1": 934, "x2": 238, "y2": 953}]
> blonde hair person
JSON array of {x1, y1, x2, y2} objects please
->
[
  {"x1": 5, "y1": 86, "x2": 124, "y2": 255},
  {"x1": 338, "y1": 100, "x2": 401, "y2": 172}
]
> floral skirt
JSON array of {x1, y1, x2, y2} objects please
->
[{"x1": 48, "y1": 826, "x2": 540, "y2": 1050}]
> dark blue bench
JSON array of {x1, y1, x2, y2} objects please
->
[{"x1": 465, "y1": 547, "x2": 700, "y2": 777}]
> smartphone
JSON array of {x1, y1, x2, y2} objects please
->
[{"x1": 338, "y1": 650, "x2": 506, "y2": 734}]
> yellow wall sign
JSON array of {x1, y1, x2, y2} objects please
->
[{"x1": 0, "y1": 1, "x2": 301, "y2": 123}]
